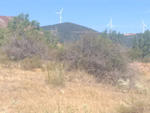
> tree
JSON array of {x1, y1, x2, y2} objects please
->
[
  {"x1": 4, "y1": 13, "x2": 58, "y2": 60},
  {"x1": 31, "y1": 20, "x2": 40, "y2": 30},
  {"x1": 100, "y1": 30, "x2": 123, "y2": 43},
  {"x1": 8, "y1": 13, "x2": 29, "y2": 33},
  {"x1": 130, "y1": 37, "x2": 142, "y2": 60},
  {"x1": 131, "y1": 30, "x2": 150, "y2": 60}
]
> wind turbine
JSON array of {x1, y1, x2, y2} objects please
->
[
  {"x1": 141, "y1": 20, "x2": 147, "y2": 33},
  {"x1": 55, "y1": 8, "x2": 63, "y2": 24},
  {"x1": 106, "y1": 18, "x2": 115, "y2": 34}
]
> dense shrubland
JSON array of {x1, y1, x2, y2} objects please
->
[
  {"x1": 59, "y1": 35, "x2": 131, "y2": 84},
  {"x1": 0, "y1": 13, "x2": 141, "y2": 86},
  {"x1": 1, "y1": 13, "x2": 150, "y2": 113}
]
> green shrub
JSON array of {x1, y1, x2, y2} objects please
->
[
  {"x1": 142, "y1": 56, "x2": 150, "y2": 62},
  {"x1": 129, "y1": 48, "x2": 142, "y2": 61},
  {"x1": 21, "y1": 56, "x2": 42, "y2": 70}
]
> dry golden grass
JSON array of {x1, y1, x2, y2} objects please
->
[
  {"x1": 131, "y1": 62, "x2": 150, "y2": 77},
  {"x1": 0, "y1": 62, "x2": 149, "y2": 113}
]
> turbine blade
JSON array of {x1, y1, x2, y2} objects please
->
[
  {"x1": 142, "y1": 20, "x2": 147, "y2": 26},
  {"x1": 60, "y1": 8, "x2": 63, "y2": 14}
]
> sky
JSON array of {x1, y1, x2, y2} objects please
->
[{"x1": 1, "y1": 0, "x2": 150, "y2": 33}]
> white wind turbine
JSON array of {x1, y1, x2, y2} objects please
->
[
  {"x1": 106, "y1": 18, "x2": 115, "y2": 34},
  {"x1": 141, "y1": 20, "x2": 147, "y2": 33},
  {"x1": 55, "y1": 8, "x2": 63, "y2": 24}
]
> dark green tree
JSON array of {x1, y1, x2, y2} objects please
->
[
  {"x1": 130, "y1": 37, "x2": 142, "y2": 60},
  {"x1": 131, "y1": 30, "x2": 150, "y2": 60},
  {"x1": 8, "y1": 13, "x2": 30, "y2": 33}
]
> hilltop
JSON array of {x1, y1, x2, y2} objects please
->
[
  {"x1": 41, "y1": 22, "x2": 139, "y2": 47},
  {"x1": 41, "y1": 22, "x2": 99, "y2": 42}
]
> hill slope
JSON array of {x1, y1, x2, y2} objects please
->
[
  {"x1": 0, "y1": 62, "x2": 143, "y2": 113},
  {"x1": 0, "y1": 16, "x2": 13, "y2": 28},
  {"x1": 41, "y1": 22, "x2": 99, "y2": 42}
]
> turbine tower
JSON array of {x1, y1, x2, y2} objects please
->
[
  {"x1": 55, "y1": 8, "x2": 63, "y2": 24},
  {"x1": 106, "y1": 18, "x2": 115, "y2": 34},
  {"x1": 141, "y1": 20, "x2": 147, "y2": 33}
]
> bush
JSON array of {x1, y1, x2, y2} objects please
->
[
  {"x1": 46, "y1": 62, "x2": 66, "y2": 87},
  {"x1": 21, "y1": 56, "x2": 42, "y2": 70},
  {"x1": 4, "y1": 35, "x2": 50, "y2": 60},
  {"x1": 59, "y1": 35, "x2": 130, "y2": 84},
  {"x1": 129, "y1": 48, "x2": 142, "y2": 61}
]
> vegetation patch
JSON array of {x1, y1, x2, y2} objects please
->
[
  {"x1": 3, "y1": 13, "x2": 57, "y2": 61},
  {"x1": 21, "y1": 56, "x2": 42, "y2": 70},
  {"x1": 59, "y1": 35, "x2": 132, "y2": 85},
  {"x1": 117, "y1": 97, "x2": 150, "y2": 113},
  {"x1": 46, "y1": 62, "x2": 66, "y2": 87}
]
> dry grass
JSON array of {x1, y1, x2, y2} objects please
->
[
  {"x1": 131, "y1": 62, "x2": 150, "y2": 77},
  {"x1": 20, "y1": 56, "x2": 42, "y2": 70},
  {"x1": 116, "y1": 96, "x2": 150, "y2": 113},
  {"x1": 0, "y1": 62, "x2": 149, "y2": 113}
]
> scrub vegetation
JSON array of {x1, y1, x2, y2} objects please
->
[{"x1": 0, "y1": 13, "x2": 150, "y2": 113}]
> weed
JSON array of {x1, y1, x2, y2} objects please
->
[{"x1": 46, "y1": 62, "x2": 66, "y2": 87}]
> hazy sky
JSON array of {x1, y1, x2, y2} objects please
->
[{"x1": 1, "y1": 0, "x2": 150, "y2": 33}]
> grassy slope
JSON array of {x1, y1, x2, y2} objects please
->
[{"x1": 0, "y1": 63, "x2": 149, "y2": 113}]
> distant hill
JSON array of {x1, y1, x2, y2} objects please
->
[
  {"x1": 0, "y1": 16, "x2": 13, "y2": 28},
  {"x1": 41, "y1": 22, "x2": 139, "y2": 47},
  {"x1": 41, "y1": 22, "x2": 99, "y2": 42},
  {"x1": 0, "y1": 16, "x2": 139, "y2": 48}
]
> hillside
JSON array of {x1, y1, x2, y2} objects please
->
[
  {"x1": 0, "y1": 62, "x2": 149, "y2": 113},
  {"x1": 0, "y1": 16, "x2": 13, "y2": 28},
  {"x1": 41, "y1": 22, "x2": 139, "y2": 47},
  {"x1": 41, "y1": 22, "x2": 99, "y2": 42}
]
